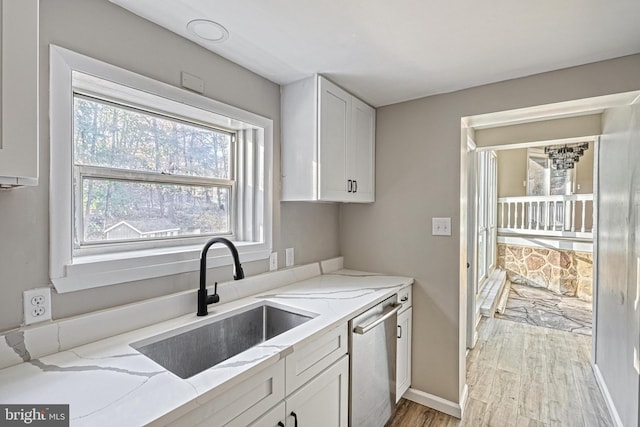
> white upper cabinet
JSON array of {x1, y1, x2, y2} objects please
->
[
  {"x1": 0, "y1": 0, "x2": 39, "y2": 188},
  {"x1": 318, "y1": 77, "x2": 350, "y2": 201},
  {"x1": 349, "y1": 96, "x2": 375, "y2": 202},
  {"x1": 282, "y1": 75, "x2": 375, "y2": 202}
]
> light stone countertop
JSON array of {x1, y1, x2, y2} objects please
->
[{"x1": 0, "y1": 269, "x2": 412, "y2": 426}]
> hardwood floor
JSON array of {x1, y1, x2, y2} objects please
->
[{"x1": 387, "y1": 318, "x2": 613, "y2": 427}]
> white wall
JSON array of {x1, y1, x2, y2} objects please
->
[
  {"x1": 340, "y1": 55, "x2": 640, "y2": 405},
  {"x1": 597, "y1": 103, "x2": 640, "y2": 427},
  {"x1": 0, "y1": 0, "x2": 340, "y2": 332}
]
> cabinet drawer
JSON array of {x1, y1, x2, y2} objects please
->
[
  {"x1": 245, "y1": 402, "x2": 286, "y2": 427},
  {"x1": 168, "y1": 360, "x2": 285, "y2": 427},
  {"x1": 285, "y1": 324, "x2": 348, "y2": 394},
  {"x1": 397, "y1": 285, "x2": 412, "y2": 311}
]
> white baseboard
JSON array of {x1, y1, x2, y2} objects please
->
[
  {"x1": 592, "y1": 363, "x2": 624, "y2": 427},
  {"x1": 404, "y1": 384, "x2": 468, "y2": 419}
]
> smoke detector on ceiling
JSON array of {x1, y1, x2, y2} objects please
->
[{"x1": 186, "y1": 19, "x2": 229, "y2": 43}]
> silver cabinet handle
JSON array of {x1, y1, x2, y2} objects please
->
[{"x1": 353, "y1": 303, "x2": 403, "y2": 335}]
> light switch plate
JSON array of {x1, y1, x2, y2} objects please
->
[
  {"x1": 432, "y1": 217, "x2": 452, "y2": 236},
  {"x1": 285, "y1": 248, "x2": 294, "y2": 267}
]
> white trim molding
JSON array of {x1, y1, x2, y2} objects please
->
[
  {"x1": 497, "y1": 235, "x2": 593, "y2": 253},
  {"x1": 592, "y1": 364, "x2": 624, "y2": 427},
  {"x1": 49, "y1": 45, "x2": 273, "y2": 293},
  {"x1": 404, "y1": 384, "x2": 468, "y2": 419}
]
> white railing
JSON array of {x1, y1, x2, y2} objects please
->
[{"x1": 497, "y1": 194, "x2": 593, "y2": 239}]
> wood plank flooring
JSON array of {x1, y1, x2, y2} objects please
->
[{"x1": 386, "y1": 318, "x2": 613, "y2": 427}]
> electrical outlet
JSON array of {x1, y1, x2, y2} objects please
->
[
  {"x1": 285, "y1": 248, "x2": 295, "y2": 267},
  {"x1": 23, "y1": 287, "x2": 52, "y2": 325},
  {"x1": 269, "y1": 252, "x2": 278, "y2": 271}
]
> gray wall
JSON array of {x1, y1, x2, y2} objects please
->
[
  {"x1": 475, "y1": 114, "x2": 602, "y2": 148},
  {"x1": 0, "y1": 0, "x2": 339, "y2": 332},
  {"x1": 340, "y1": 55, "x2": 640, "y2": 404},
  {"x1": 497, "y1": 149, "x2": 527, "y2": 197},
  {"x1": 597, "y1": 104, "x2": 640, "y2": 427},
  {"x1": 496, "y1": 143, "x2": 594, "y2": 198}
]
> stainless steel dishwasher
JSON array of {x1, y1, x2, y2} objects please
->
[{"x1": 349, "y1": 294, "x2": 402, "y2": 426}]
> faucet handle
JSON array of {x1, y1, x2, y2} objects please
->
[{"x1": 210, "y1": 282, "x2": 220, "y2": 304}]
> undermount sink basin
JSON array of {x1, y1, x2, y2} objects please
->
[{"x1": 131, "y1": 302, "x2": 314, "y2": 379}]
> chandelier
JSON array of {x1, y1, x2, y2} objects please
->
[{"x1": 544, "y1": 142, "x2": 589, "y2": 170}]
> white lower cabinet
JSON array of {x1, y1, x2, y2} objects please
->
[
  {"x1": 172, "y1": 324, "x2": 348, "y2": 427},
  {"x1": 167, "y1": 359, "x2": 285, "y2": 427},
  {"x1": 284, "y1": 355, "x2": 349, "y2": 427},
  {"x1": 248, "y1": 356, "x2": 349, "y2": 427},
  {"x1": 246, "y1": 402, "x2": 286, "y2": 427},
  {"x1": 242, "y1": 324, "x2": 349, "y2": 427},
  {"x1": 396, "y1": 307, "x2": 412, "y2": 402},
  {"x1": 285, "y1": 324, "x2": 347, "y2": 394}
]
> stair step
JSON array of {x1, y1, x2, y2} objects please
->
[
  {"x1": 496, "y1": 280, "x2": 511, "y2": 314},
  {"x1": 479, "y1": 269, "x2": 507, "y2": 318}
]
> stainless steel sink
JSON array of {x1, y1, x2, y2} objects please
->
[{"x1": 131, "y1": 303, "x2": 314, "y2": 379}]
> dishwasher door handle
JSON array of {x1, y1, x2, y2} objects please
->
[{"x1": 353, "y1": 303, "x2": 403, "y2": 335}]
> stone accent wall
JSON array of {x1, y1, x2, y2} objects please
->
[{"x1": 497, "y1": 243, "x2": 593, "y2": 301}]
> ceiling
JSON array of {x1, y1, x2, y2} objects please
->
[{"x1": 109, "y1": 0, "x2": 640, "y2": 107}]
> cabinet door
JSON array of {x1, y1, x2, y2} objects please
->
[
  {"x1": 286, "y1": 355, "x2": 349, "y2": 427},
  {"x1": 318, "y1": 77, "x2": 350, "y2": 201},
  {"x1": 0, "y1": 0, "x2": 39, "y2": 187},
  {"x1": 396, "y1": 307, "x2": 412, "y2": 401},
  {"x1": 349, "y1": 97, "x2": 375, "y2": 202}
]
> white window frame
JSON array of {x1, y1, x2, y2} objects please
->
[{"x1": 50, "y1": 45, "x2": 273, "y2": 293}]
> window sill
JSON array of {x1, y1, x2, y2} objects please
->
[{"x1": 51, "y1": 241, "x2": 271, "y2": 293}]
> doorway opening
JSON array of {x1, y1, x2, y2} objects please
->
[
  {"x1": 468, "y1": 136, "x2": 596, "y2": 347},
  {"x1": 492, "y1": 138, "x2": 595, "y2": 336},
  {"x1": 460, "y1": 89, "x2": 640, "y2": 427}
]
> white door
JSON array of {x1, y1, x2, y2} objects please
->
[
  {"x1": 349, "y1": 97, "x2": 375, "y2": 202},
  {"x1": 318, "y1": 77, "x2": 350, "y2": 201}
]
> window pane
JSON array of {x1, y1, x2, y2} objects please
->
[
  {"x1": 80, "y1": 178, "x2": 230, "y2": 243},
  {"x1": 74, "y1": 96, "x2": 231, "y2": 179}
]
